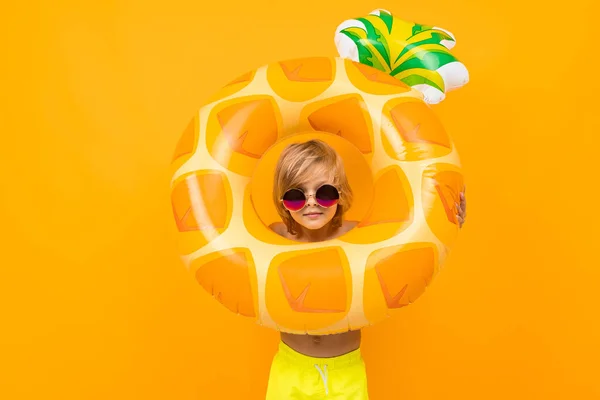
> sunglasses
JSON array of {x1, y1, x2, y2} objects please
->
[{"x1": 280, "y1": 184, "x2": 340, "y2": 212}]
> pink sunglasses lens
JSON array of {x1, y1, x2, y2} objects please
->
[
  {"x1": 282, "y1": 199, "x2": 306, "y2": 211},
  {"x1": 316, "y1": 198, "x2": 338, "y2": 208},
  {"x1": 315, "y1": 185, "x2": 339, "y2": 208},
  {"x1": 282, "y1": 189, "x2": 306, "y2": 211}
]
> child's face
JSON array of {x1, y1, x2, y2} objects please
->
[
  {"x1": 284, "y1": 172, "x2": 339, "y2": 231},
  {"x1": 288, "y1": 183, "x2": 338, "y2": 230}
]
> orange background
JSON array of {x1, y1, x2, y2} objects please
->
[{"x1": 1, "y1": 0, "x2": 598, "y2": 399}]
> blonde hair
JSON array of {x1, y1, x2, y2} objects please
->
[{"x1": 273, "y1": 139, "x2": 353, "y2": 236}]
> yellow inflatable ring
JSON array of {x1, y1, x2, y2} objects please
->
[{"x1": 170, "y1": 56, "x2": 464, "y2": 335}]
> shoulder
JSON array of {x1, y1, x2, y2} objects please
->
[
  {"x1": 270, "y1": 222, "x2": 299, "y2": 241},
  {"x1": 339, "y1": 220, "x2": 359, "y2": 234},
  {"x1": 269, "y1": 222, "x2": 287, "y2": 236}
]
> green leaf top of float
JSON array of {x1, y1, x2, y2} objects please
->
[
  {"x1": 356, "y1": 17, "x2": 391, "y2": 68},
  {"x1": 412, "y1": 23, "x2": 434, "y2": 36},
  {"x1": 339, "y1": 10, "x2": 462, "y2": 93},
  {"x1": 378, "y1": 10, "x2": 393, "y2": 33}
]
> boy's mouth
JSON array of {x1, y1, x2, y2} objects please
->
[{"x1": 303, "y1": 211, "x2": 322, "y2": 217}]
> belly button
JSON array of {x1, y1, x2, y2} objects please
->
[{"x1": 312, "y1": 336, "x2": 321, "y2": 344}]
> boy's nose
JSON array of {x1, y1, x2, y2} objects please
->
[{"x1": 306, "y1": 193, "x2": 317, "y2": 206}]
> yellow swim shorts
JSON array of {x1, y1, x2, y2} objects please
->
[{"x1": 265, "y1": 341, "x2": 369, "y2": 399}]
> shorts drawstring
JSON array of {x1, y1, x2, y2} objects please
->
[
  {"x1": 268, "y1": 342, "x2": 366, "y2": 399},
  {"x1": 314, "y1": 364, "x2": 329, "y2": 395}
]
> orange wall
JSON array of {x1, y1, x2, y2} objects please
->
[{"x1": 1, "y1": 0, "x2": 598, "y2": 399}]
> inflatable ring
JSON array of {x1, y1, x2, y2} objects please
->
[{"x1": 170, "y1": 56, "x2": 464, "y2": 335}]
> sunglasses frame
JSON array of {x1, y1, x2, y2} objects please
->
[{"x1": 280, "y1": 184, "x2": 341, "y2": 212}]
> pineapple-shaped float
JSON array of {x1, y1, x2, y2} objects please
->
[{"x1": 170, "y1": 9, "x2": 468, "y2": 335}]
